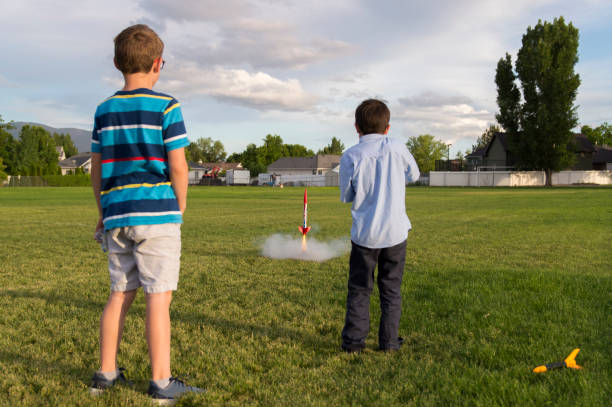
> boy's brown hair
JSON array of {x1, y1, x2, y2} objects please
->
[
  {"x1": 114, "y1": 24, "x2": 164, "y2": 74},
  {"x1": 355, "y1": 99, "x2": 390, "y2": 135}
]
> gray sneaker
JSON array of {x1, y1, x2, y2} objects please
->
[
  {"x1": 89, "y1": 368, "x2": 132, "y2": 395},
  {"x1": 147, "y1": 377, "x2": 205, "y2": 405}
]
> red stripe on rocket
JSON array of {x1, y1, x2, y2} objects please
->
[{"x1": 298, "y1": 187, "x2": 311, "y2": 236}]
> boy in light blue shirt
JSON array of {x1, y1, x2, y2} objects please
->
[{"x1": 339, "y1": 99, "x2": 419, "y2": 352}]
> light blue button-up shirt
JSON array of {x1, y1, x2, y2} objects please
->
[{"x1": 339, "y1": 133, "x2": 420, "y2": 248}]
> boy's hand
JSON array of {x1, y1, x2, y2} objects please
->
[
  {"x1": 94, "y1": 217, "x2": 107, "y2": 252},
  {"x1": 94, "y1": 218, "x2": 104, "y2": 241}
]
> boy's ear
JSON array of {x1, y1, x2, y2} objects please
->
[
  {"x1": 113, "y1": 58, "x2": 119, "y2": 70},
  {"x1": 383, "y1": 125, "x2": 390, "y2": 135},
  {"x1": 152, "y1": 57, "x2": 163, "y2": 74}
]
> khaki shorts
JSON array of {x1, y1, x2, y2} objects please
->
[{"x1": 105, "y1": 224, "x2": 181, "y2": 294}]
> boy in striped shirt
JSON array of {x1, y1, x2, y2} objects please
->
[{"x1": 90, "y1": 24, "x2": 203, "y2": 403}]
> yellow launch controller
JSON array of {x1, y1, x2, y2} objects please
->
[{"x1": 533, "y1": 348, "x2": 582, "y2": 373}]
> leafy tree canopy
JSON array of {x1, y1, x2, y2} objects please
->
[
  {"x1": 0, "y1": 115, "x2": 18, "y2": 175},
  {"x1": 0, "y1": 157, "x2": 7, "y2": 181},
  {"x1": 317, "y1": 137, "x2": 345, "y2": 155},
  {"x1": 581, "y1": 123, "x2": 612, "y2": 146},
  {"x1": 229, "y1": 134, "x2": 315, "y2": 176},
  {"x1": 15, "y1": 125, "x2": 60, "y2": 176},
  {"x1": 185, "y1": 137, "x2": 227, "y2": 163},
  {"x1": 53, "y1": 133, "x2": 79, "y2": 157},
  {"x1": 406, "y1": 134, "x2": 447, "y2": 174}
]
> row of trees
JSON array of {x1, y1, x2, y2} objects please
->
[
  {"x1": 184, "y1": 134, "x2": 345, "y2": 176},
  {"x1": 226, "y1": 135, "x2": 316, "y2": 176},
  {"x1": 0, "y1": 116, "x2": 78, "y2": 178}
]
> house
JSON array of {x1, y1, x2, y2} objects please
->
[
  {"x1": 573, "y1": 134, "x2": 597, "y2": 170},
  {"x1": 465, "y1": 132, "x2": 513, "y2": 169},
  {"x1": 593, "y1": 145, "x2": 612, "y2": 170},
  {"x1": 266, "y1": 154, "x2": 341, "y2": 176},
  {"x1": 465, "y1": 132, "x2": 607, "y2": 170},
  {"x1": 58, "y1": 152, "x2": 91, "y2": 175},
  {"x1": 56, "y1": 146, "x2": 66, "y2": 161}
]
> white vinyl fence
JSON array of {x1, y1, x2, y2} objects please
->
[{"x1": 430, "y1": 170, "x2": 612, "y2": 187}]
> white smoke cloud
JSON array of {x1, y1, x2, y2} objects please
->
[{"x1": 261, "y1": 234, "x2": 350, "y2": 262}]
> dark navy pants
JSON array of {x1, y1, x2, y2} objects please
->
[{"x1": 341, "y1": 239, "x2": 407, "y2": 351}]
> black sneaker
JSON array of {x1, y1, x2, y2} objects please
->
[
  {"x1": 148, "y1": 377, "x2": 205, "y2": 405},
  {"x1": 89, "y1": 368, "x2": 132, "y2": 395}
]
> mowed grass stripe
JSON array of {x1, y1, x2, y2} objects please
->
[{"x1": 0, "y1": 186, "x2": 610, "y2": 406}]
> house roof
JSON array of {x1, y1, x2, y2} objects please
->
[
  {"x1": 473, "y1": 132, "x2": 595, "y2": 157},
  {"x1": 58, "y1": 152, "x2": 91, "y2": 168},
  {"x1": 188, "y1": 162, "x2": 242, "y2": 171},
  {"x1": 573, "y1": 134, "x2": 596, "y2": 153},
  {"x1": 483, "y1": 132, "x2": 508, "y2": 156},
  {"x1": 593, "y1": 145, "x2": 612, "y2": 164},
  {"x1": 466, "y1": 146, "x2": 486, "y2": 158},
  {"x1": 267, "y1": 154, "x2": 341, "y2": 171}
]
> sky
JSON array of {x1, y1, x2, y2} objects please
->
[{"x1": 1, "y1": 0, "x2": 611, "y2": 156}]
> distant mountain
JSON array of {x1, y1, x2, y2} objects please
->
[{"x1": 7, "y1": 122, "x2": 91, "y2": 153}]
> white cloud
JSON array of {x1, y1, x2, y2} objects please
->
[
  {"x1": 160, "y1": 64, "x2": 318, "y2": 111},
  {"x1": 393, "y1": 93, "x2": 494, "y2": 143},
  {"x1": 141, "y1": 1, "x2": 354, "y2": 70}
]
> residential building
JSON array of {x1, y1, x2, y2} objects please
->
[
  {"x1": 266, "y1": 154, "x2": 341, "y2": 176},
  {"x1": 58, "y1": 152, "x2": 91, "y2": 175},
  {"x1": 465, "y1": 132, "x2": 611, "y2": 170}
]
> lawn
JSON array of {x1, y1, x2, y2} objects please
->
[{"x1": 0, "y1": 186, "x2": 610, "y2": 406}]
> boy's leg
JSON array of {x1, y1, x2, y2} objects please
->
[
  {"x1": 377, "y1": 239, "x2": 407, "y2": 350},
  {"x1": 131, "y1": 224, "x2": 181, "y2": 381},
  {"x1": 145, "y1": 291, "x2": 173, "y2": 380},
  {"x1": 100, "y1": 227, "x2": 140, "y2": 372},
  {"x1": 100, "y1": 289, "x2": 137, "y2": 372},
  {"x1": 341, "y1": 242, "x2": 379, "y2": 351}
]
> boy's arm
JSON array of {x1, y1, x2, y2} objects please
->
[
  {"x1": 404, "y1": 149, "x2": 420, "y2": 184},
  {"x1": 339, "y1": 155, "x2": 356, "y2": 203},
  {"x1": 91, "y1": 152, "x2": 104, "y2": 230},
  {"x1": 168, "y1": 147, "x2": 188, "y2": 214}
]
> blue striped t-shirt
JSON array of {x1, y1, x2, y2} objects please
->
[{"x1": 91, "y1": 88, "x2": 190, "y2": 230}]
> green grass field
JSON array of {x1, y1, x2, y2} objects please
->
[{"x1": 0, "y1": 186, "x2": 611, "y2": 406}]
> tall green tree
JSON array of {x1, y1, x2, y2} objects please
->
[
  {"x1": 228, "y1": 134, "x2": 314, "y2": 176},
  {"x1": 53, "y1": 133, "x2": 78, "y2": 157},
  {"x1": 317, "y1": 137, "x2": 345, "y2": 155},
  {"x1": 496, "y1": 17, "x2": 580, "y2": 185},
  {"x1": 0, "y1": 115, "x2": 17, "y2": 175},
  {"x1": 285, "y1": 144, "x2": 315, "y2": 157},
  {"x1": 240, "y1": 143, "x2": 267, "y2": 176},
  {"x1": 185, "y1": 137, "x2": 227, "y2": 163},
  {"x1": 581, "y1": 123, "x2": 612, "y2": 146},
  {"x1": 406, "y1": 134, "x2": 447, "y2": 174},
  {"x1": 0, "y1": 157, "x2": 7, "y2": 181},
  {"x1": 16, "y1": 125, "x2": 60, "y2": 175}
]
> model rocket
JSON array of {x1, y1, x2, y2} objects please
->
[
  {"x1": 299, "y1": 188, "x2": 311, "y2": 252},
  {"x1": 298, "y1": 187, "x2": 311, "y2": 236},
  {"x1": 533, "y1": 348, "x2": 582, "y2": 373}
]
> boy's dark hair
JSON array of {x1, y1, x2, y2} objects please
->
[
  {"x1": 114, "y1": 24, "x2": 164, "y2": 74},
  {"x1": 355, "y1": 99, "x2": 390, "y2": 135}
]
